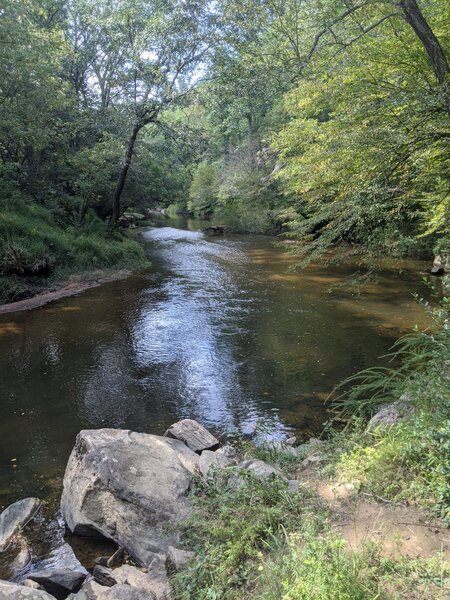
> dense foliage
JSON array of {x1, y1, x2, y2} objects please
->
[
  {"x1": 1, "y1": 0, "x2": 449, "y2": 302},
  {"x1": 329, "y1": 298, "x2": 450, "y2": 523}
]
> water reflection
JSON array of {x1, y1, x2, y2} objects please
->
[{"x1": 0, "y1": 222, "x2": 430, "y2": 505}]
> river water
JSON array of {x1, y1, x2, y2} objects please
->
[{"x1": 0, "y1": 220, "x2": 430, "y2": 507}]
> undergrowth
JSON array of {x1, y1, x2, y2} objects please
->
[{"x1": 171, "y1": 467, "x2": 449, "y2": 599}]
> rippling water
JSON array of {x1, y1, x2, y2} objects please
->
[{"x1": 0, "y1": 220, "x2": 430, "y2": 506}]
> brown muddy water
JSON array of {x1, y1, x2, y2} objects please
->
[{"x1": 0, "y1": 219, "x2": 431, "y2": 508}]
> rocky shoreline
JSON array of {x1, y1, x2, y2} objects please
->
[{"x1": 0, "y1": 419, "x2": 309, "y2": 599}]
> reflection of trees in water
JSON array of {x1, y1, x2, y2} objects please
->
[{"x1": 0, "y1": 228, "x2": 428, "y2": 502}]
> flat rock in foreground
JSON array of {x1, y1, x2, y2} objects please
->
[
  {"x1": 61, "y1": 429, "x2": 200, "y2": 566},
  {"x1": 0, "y1": 580, "x2": 54, "y2": 599},
  {"x1": 28, "y1": 542, "x2": 88, "y2": 598},
  {"x1": 164, "y1": 419, "x2": 220, "y2": 453},
  {"x1": 0, "y1": 498, "x2": 41, "y2": 552}
]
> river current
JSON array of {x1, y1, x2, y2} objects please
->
[{"x1": 0, "y1": 220, "x2": 429, "y2": 506}]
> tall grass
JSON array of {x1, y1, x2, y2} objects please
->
[
  {"x1": 0, "y1": 200, "x2": 148, "y2": 303},
  {"x1": 171, "y1": 465, "x2": 448, "y2": 599},
  {"x1": 327, "y1": 301, "x2": 450, "y2": 522}
]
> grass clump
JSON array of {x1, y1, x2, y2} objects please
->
[{"x1": 172, "y1": 469, "x2": 314, "y2": 599}]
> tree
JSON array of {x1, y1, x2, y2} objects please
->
[{"x1": 69, "y1": 0, "x2": 215, "y2": 223}]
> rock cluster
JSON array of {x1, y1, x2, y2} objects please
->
[{"x1": 0, "y1": 419, "x2": 302, "y2": 600}]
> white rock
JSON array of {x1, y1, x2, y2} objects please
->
[
  {"x1": 164, "y1": 420, "x2": 220, "y2": 454},
  {"x1": 61, "y1": 429, "x2": 200, "y2": 567}
]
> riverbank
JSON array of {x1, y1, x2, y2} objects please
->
[
  {"x1": 0, "y1": 202, "x2": 149, "y2": 306},
  {"x1": 0, "y1": 269, "x2": 137, "y2": 315},
  {"x1": 0, "y1": 418, "x2": 448, "y2": 599}
]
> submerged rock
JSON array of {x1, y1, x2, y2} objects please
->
[
  {"x1": 27, "y1": 542, "x2": 87, "y2": 598},
  {"x1": 164, "y1": 419, "x2": 220, "y2": 454},
  {"x1": 287, "y1": 480, "x2": 300, "y2": 494},
  {"x1": 10, "y1": 537, "x2": 31, "y2": 574},
  {"x1": 0, "y1": 580, "x2": 54, "y2": 599},
  {"x1": 0, "y1": 498, "x2": 41, "y2": 552},
  {"x1": 61, "y1": 429, "x2": 200, "y2": 566}
]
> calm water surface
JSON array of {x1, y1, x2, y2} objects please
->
[{"x1": 0, "y1": 220, "x2": 430, "y2": 506}]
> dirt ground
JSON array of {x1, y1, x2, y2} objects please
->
[{"x1": 299, "y1": 464, "x2": 450, "y2": 561}]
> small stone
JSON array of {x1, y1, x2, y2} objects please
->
[
  {"x1": 166, "y1": 546, "x2": 195, "y2": 574},
  {"x1": 240, "y1": 459, "x2": 286, "y2": 480},
  {"x1": 0, "y1": 498, "x2": 41, "y2": 552},
  {"x1": 287, "y1": 480, "x2": 300, "y2": 493},
  {"x1": 11, "y1": 538, "x2": 31, "y2": 573},
  {"x1": 22, "y1": 580, "x2": 44, "y2": 590},
  {"x1": 284, "y1": 436, "x2": 297, "y2": 447},
  {"x1": 81, "y1": 577, "x2": 110, "y2": 600},
  {"x1": 307, "y1": 438, "x2": 324, "y2": 447},
  {"x1": 215, "y1": 444, "x2": 236, "y2": 459},
  {"x1": 300, "y1": 453, "x2": 324, "y2": 468},
  {"x1": 198, "y1": 450, "x2": 232, "y2": 477},
  {"x1": 164, "y1": 419, "x2": 220, "y2": 454},
  {"x1": 227, "y1": 474, "x2": 246, "y2": 491},
  {"x1": 367, "y1": 399, "x2": 415, "y2": 430},
  {"x1": 93, "y1": 565, "x2": 116, "y2": 587}
]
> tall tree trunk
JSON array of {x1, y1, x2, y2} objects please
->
[
  {"x1": 397, "y1": 0, "x2": 449, "y2": 84},
  {"x1": 247, "y1": 113, "x2": 254, "y2": 167},
  {"x1": 111, "y1": 122, "x2": 141, "y2": 224}
]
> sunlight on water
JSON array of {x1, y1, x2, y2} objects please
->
[{"x1": 0, "y1": 221, "x2": 430, "y2": 505}]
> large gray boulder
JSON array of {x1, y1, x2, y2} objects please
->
[
  {"x1": 0, "y1": 581, "x2": 55, "y2": 599},
  {"x1": 61, "y1": 429, "x2": 200, "y2": 566},
  {"x1": 0, "y1": 498, "x2": 41, "y2": 552},
  {"x1": 164, "y1": 419, "x2": 219, "y2": 454}
]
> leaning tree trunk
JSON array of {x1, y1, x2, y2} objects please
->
[
  {"x1": 111, "y1": 122, "x2": 142, "y2": 225},
  {"x1": 397, "y1": 0, "x2": 449, "y2": 84}
]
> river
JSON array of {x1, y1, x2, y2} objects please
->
[{"x1": 0, "y1": 219, "x2": 430, "y2": 507}]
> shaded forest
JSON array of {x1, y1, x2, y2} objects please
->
[{"x1": 0, "y1": 0, "x2": 449, "y2": 300}]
